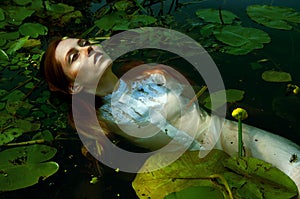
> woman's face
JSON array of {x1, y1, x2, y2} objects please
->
[{"x1": 55, "y1": 38, "x2": 112, "y2": 88}]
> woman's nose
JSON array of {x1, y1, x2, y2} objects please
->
[{"x1": 80, "y1": 46, "x2": 93, "y2": 56}]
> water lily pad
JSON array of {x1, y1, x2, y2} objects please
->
[
  {"x1": 196, "y1": 9, "x2": 238, "y2": 24},
  {"x1": 247, "y1": 5, "x2": 300, "y2": 30},
  {"x1": 6, "y1": 36, "x2": 29, "y2": 55},
  {"x1": 13, "y1": 0, "x2": 32, "y2": 6},
  {"x1": 130, "y1": 15, "x2": 157, "y2": 27},
  {"x1": 0, "y1": 8, "x2": 5, "y2": 21},
  {"x1": 213, "y1": 25, "x2": 270, "y2": 55},
  {"x1": 223, "y1": 157, "x2": 298, "y2": 199},
  {"x1": 61, "y1": 10, "x2": 82, "y2": 24},
  {"x1": 94, "y1": 11, "x2": 128, "y2": 31},
  {"x1": 133, "y1": 150, "x2": 229, "y2": 199},
  {"x1": 44, "y1": 1, "x2": 74, "y2": 20},
  {"x1": 19, "y1": 23, "x2": 48, "y2": 38},
  {"x1": 6, "y1": 7, "x2": 35, "y2": 25},
  {"x1": 0, "y1": 145, "x2": 58, "y2": 191},
  {"x1": 203, "y1": 89, "x2": 245, "y2": 111},
  {"x1": 0, "y1": 128, "x2": 23, "y2": 146},
  {"x1": 261, "y1": 70, "x2": 292, "y2": 82},
  {"x1": 165, "y1": 186, "x2": 224, "y2": 199}
]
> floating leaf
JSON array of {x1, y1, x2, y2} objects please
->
[
  {"x1": 247, "y1": 5, "x2": 300, "y2": 30},
  {"x1": 0, "y1": 144, "x2": 57, "y2": 165},
  {"x1": 261, "y1": 70, "x2": 292, "y2": 82},
  {"x1": 165, "y1": 186, "x2": 224, "y2": 199},
  {"x1": 223, "y1": 157, "x2": 298, "y2": 199},
  {"x1": 0, "y1": 161, "x2": 59, "y2": 191},
  {"x1": 45, "y1": 1, "x2": 74, "y2": 19},
  {"x1": 213, "y1": 25, "x2": 270, "y2": 55},
  {"x1": 203, "y1": 89, "x2": 245, "y2": 111},
  {"x1": 2, "y1": 90, "x2": 25, "y2": 101},
  {"x1": 19, "y1": 23, "x2": 48, "y2": 38},
  {"x1": 130, "y1": 15, "x2": 157, "y2": 27},
  {"x1": 196, "y1": 9, "x2": 238, "y2": 24},
  {"x1": 0, "y1": 128, "x2": 23, "y2": 146},
  {"x1": 0, "y1": 49, "x2": 8, "y2": 61},
  {"x1": 13, "y1": 0, "x2": 32, "y2": 6},
  {"x1": 133, "y1": 150, "x2": 229, "y2": 199},
  {"x1": 0, "y1": 145, "x2": 58, "y2": 191},
  {"x1": 114, "y1": 0, "x2": 134, "y2": 11},
  {"x1": 61, "y1": 10, "x2": 82, "y2": 24},
  {"x1": 0, "y1": 8, "x2": 5, "y2": 21},
  {"x1": 6, "y1": 36, "x2": 30, "y2": 55},
  {"x1": 6, "y1": 7, "x2": 35, "y2": 25},
  {"x1": 94, "y1": 11, "x2": 128, "y2": 31}
]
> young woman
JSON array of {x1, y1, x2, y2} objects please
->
[{"x1": 42, "y1": 37, "x2": 300, "y2": 193}]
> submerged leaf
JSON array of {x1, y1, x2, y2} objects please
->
[
  {"x1": 196, "y1": 9, "x2": 238, "y2": 24},
  {"x1": 247, "y1": 5, "x2": 300, "y2": 30},
  {"x1": 261, "y1": 70, "x2": 292, "y2": 82}
]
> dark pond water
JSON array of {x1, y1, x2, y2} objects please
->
[{"x1": 0, "y1": 0, "x2": 300, "y2": 198}]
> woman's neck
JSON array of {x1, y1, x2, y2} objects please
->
[{"x1": 83, "y1": 65, "x2": 119, "y2": 97}]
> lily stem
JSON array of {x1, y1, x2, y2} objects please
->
[{"x1": 238, "y1": 118, "x2": 243, "y2": 157}]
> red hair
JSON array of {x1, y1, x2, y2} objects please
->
[{"x1": 42, "y1": 38, "x2": 72, "y2": 93}]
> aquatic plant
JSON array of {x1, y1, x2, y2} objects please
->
[{"x1": 247, "y1": 5, "x2": 300, "y2": 30}]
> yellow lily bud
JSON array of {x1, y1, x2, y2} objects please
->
[{"x1": 232, "y1": 108, "x2": 248, "y2": 120}]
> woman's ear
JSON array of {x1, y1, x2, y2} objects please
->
[{"x1": 69, "y1": 83, "x2": 84, "y2": 94}]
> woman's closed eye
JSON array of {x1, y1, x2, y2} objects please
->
[{"x1": 70, "y1": 52, "x2": 79, "y2": 64}]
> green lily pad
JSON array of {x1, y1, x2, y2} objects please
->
[
  {"x1": 203, "y1": 89, "x2": 245, "y2": 111},
  {"x1": 6, "y1": 7, "x2": 35, "y2": 25},
  {"x1": 13, "y1": 0, "x2": 32, "y2": 6},
  {"x1": 94, "y1": 11, "x2": 128, "y2": 31},
  {"x1": 165, "y1": 186, "x2": 224, "y2": 199},
  {"x1": 114, "y1": 0, "x2": 134, "y2": 11},
  {"x1": 0, "y1": 128, "x2": 23, "y2": 146},
  {"x1": 6, "y1": 36, "x2": 29, "y2": 55},
  {"x1": 44, "y1": 1, "x2": 74, "y2": 20},
  {"x1": 223, "y1": 157, "x2": 298, "y2": 199},
  {"x1": 130, "y1": 15, "x2": 157, "y2": 27},
  {"x1": 19, "y1": 23, "x2": 48, "y2": 38},
  {"x1": 196, "y1": 9, "x2": 238, "y2": 24},
  {"x1": 132, "y1": 150, "x2": 229, "y2": 199},
  {"x1": 0, "y1": 145, "x2": 58, "y2": 191},
  {"x1": 261, "y1": 70, "x2": 292, "y2": 82},
  {"x1": 0, "y1": 144, "x2": 57, "y2": 165},
  {"x1": 247, "y1": 5, "x2": 300, "y2": 30},
  {"x1": 61, "y1": 10, "x2": 82, "y2": 24},
  {"x1": 213, "y1": 25, "x2": 270, "y2": 55},
  {"x1": 0, "y1": 8, "x2": 5, "y2": 21},
  {"x1": 0, "y1": 161, "x2": 59, "y2": 191}
]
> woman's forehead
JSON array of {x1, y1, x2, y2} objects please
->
[{"x1": 55, "y1": 38, "x2": 79, "y2": 63}]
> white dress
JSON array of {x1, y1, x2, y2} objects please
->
[{"x1": 97, "y1": 69, "x2": 300, "y2": 195}]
